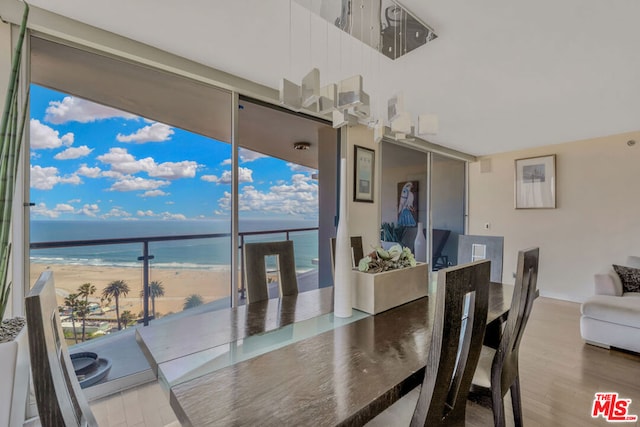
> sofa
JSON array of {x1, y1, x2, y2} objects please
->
[{"x1": 580, "y1": 256, "x2": 640, "y2": 353}]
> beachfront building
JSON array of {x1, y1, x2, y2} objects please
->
[{"x1": 1, "y1": 1, "x2": 639, "y2": 425}]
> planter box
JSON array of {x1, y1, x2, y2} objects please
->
[
  {"x1": 0, "y1": 323, "x2": 29, "y2": 427},
  {"x1": 351, "y1": 263, "x2": 429, "y2": 314}
]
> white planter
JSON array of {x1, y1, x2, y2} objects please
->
[
  {"x1": 351, "y1": 263, "x2": 429, "y2": 314},
  {"x1": 0, "y1": 323, "x2": 29, "y2": 427}
]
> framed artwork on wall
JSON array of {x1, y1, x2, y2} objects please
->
[
  {"x1": 354, "y1": 145, "x2": 375, "y2": 202},
  {"x1": 515, "y1": 154, "x2": 556, "y2": 209},
  {"x1": 397, "y1": 181, "x2": 419, "y2": 226}
]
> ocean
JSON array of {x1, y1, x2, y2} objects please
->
[{"x1": 30, "y1": 219, "x2": 319, "y2": 272}]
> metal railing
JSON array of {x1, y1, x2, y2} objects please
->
[{"x1": 30, "y1": 226, "x2": 318, "y2": 326}]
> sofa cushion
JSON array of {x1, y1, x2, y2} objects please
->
[
  {"x1": 626, "y1": 256, "x2": 640, "y2": 268},
  {"x1": 595, "y1": 271, "x2": 622, "y2": 296},
  {"x1": 613, "y1": 264, "x2": 640, "y2": 293},
  {"x1": 581, "y1": 295, "x2": 640, "y2": 329}
]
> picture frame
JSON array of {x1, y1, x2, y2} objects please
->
[
  {"x1": 354, "y1": 145, "x2": 375, "y2": 202},
  {"x1": 515, "y1": 154, "x2": 556, "y2": 209},
  {"x1": 397, "y1": 181, "x2": 419, "y2": 226}
]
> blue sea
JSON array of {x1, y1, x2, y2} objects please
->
[{"x1": 30, "y1": 219, "x2": 319, "y2": 272}]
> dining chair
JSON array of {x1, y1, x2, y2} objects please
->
[
  {"x1": 468, "y1": 247, "x2": 539, "y2": 427},
  {"x1": 25, "y1": 271, "x2": 98, "y2": 427},
  {"x1": 244, "y1": 240, "x2": 299, "y2": 303},
  {"x1": 330, "y1": 235, "x2": 365, "y2": 271},
  {"x1": 367, "y1": 259, "x2": 491, "y2": 426}
]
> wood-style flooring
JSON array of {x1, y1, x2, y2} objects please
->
[{"x1": 90, "y1": 296, "x2": 640, "y2": 426}]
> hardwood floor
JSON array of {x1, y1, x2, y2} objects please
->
[{"x1": 90, "y1": 296, "x2": 640, "y2": 426}]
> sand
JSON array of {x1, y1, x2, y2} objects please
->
[{"x1": 30, "y1": 263, "x2": 232, "y2": 319}]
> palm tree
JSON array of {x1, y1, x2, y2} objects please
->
[
  {"x1": 120, "y1": 310, "x2": 136, "y2": 329},
  {"x1": 77, "y1": 282, "x2": 96, "y2": 341},
  {"x1": 183, "y1": 294, "x2": 204, "y2": 310},
  {"x1": 102, "y1": 280, "x2": 130, "y2": 330},
  {"x1": 139, "y1": 280, "x2": 165, "y2": 319},
  {"x1": 64, "y1": 293, "x2": 80, "y2": 343}
]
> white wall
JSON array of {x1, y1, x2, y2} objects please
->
[
  {"x1": 468, "y1": 131, "x2": 640, "y2": 302},
  {"x1": 345, "y1": 125, "x2": 379, "y2": 253}
]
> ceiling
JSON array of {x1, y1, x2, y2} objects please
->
[{"x1": 23, "y1": 0, "x2": 640, "y2": 156}]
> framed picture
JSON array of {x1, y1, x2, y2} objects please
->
[
  {"x1": 397, "y1": 181, "x2": 419, "y2": 226},
  {"x1": 354, "y1": 145, "x2": 375, "y2": 202},
  {"x1": 515, "y1": 154, "x2": 556, "y2": 209}
]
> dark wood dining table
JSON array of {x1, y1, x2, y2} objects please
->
[{"x1": 136, "y1": 282, "x2": 513, "y2": 427}]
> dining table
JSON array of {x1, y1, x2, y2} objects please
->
[{"x1": 136, "y1": 282, "x2": 513, "y2": 427}]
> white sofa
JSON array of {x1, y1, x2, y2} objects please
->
[{"x1": 580, "y1": 256, "x2": 640, "y2": 353}]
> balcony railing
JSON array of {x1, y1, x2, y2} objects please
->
[{"x1": 30, "y1": 226, "x2": 319, "y2": 327}]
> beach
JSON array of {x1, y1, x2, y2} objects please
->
[{"x1": 30, "y1": 263, "x2": 232, "y2": 318}]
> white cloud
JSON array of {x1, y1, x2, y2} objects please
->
[
  {"x1": 54, "y1": 145, "x2": 93, "y2": 160},
  {"x1": 30, "y1": 165, "x2": 81, "y2": 190},
  {"x1": 217, "y1": 174, "x2": 318, "y2": 216},
  {"x1": 287, "y1": 162, "x2": 317, "y2": 174},
  {"x1": 31, "y1": 201, "x2": 101, "y2": 219},
  {"x1": 135, "y1": 209, "x2": 186, "y2": 220},
  {"x1": 76, "y1": 165, "x2": 102, "y2": 178},
  {"x1": 239, "y1": 148, "x2": 267, "y2": 162},
  {"x1": 31, "y1": 203, "x2": 59, "y2": 218},
  {"x1": 67, "y1": 199, "x2": 81, "y2": 204},
  {"x1": 102, "y1": 170, "x2": 125, "y2": 179},
  {"x1": 140, "y1": 190, "x2": 168, "y2": 197},
  {"x1": 201, "y1": 167, "x2": 253, "y2": 184},
  {"x1": 96, "y1": 148, "x2": 151, "y2": 174},
  {"x1": 109, "y1": 176, "x2": 170, "y2": 192},
  {"x1": 30, "y1": 119, "x2": 74, "y2": 150},
  {"x1": 97, "y1": 147, "x2": 197, "y2": 179},
  {"x1": 161, "y1": 212, "x2": 187, "y2": 220},
  {"x1": 220, "y1": 148, "x2": 268, "y2": 166},
  {"x1": 45, "y1": 96, "x2": 137, "y2": 124},
  {"x1": 80, "y1": 204, "x2": 100, "y2": 217},
  {"x1": 148, "y1": 161, "x2": 198, "y2": 179},
  {"x1": 102, "y1": 208, "x2": 132, "y2": 219},
  {"x1": 54, "y1": 203, "x2": 75, "y2": 213},
  {"x1": 116, "y1": 123, "x2": 174, "y2": 143}
]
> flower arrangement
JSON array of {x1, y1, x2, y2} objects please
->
[{"x1": 358, "y1": 244, "x2": 417, "y2": 273}]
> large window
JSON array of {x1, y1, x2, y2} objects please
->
[{"x1": 28, "y1": 37, "x2": 336, "y2": 345}]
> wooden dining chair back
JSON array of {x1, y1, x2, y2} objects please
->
[
  {"x1": 244, "y1": 240, "x2": 299, "y2": 303},
  {"x1": 330, "y1": 235, "x2": 364, "y2": 272},
  {"x1": 25, "y1": 271, "x2": 98, "y2": 427},
  {"x1": 470, "y1": 247, "x2": 539, "y2": 427},
  {"x1": 411, "y1": 259, "x2": 491, "y2": 426}
]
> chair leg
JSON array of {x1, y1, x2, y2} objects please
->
[
  {"x1": 510, "y1": 376, "x2": 523, "y2": 427},
  {"x1": 491, "y1": 386, "x2": 506, "y2": 427}
]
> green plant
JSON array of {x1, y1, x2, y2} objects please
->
[
  {"x1": 0, "y1": 5, "x2": 29, "y2": 320},
  {"x1": 77, "y1": 282, "x2": 96, "y2": 341},
  {"x1": 380, "y1": 222, "x2": 406, "y2": 243},
  {"x1": 64, "y1": 293, "x2": 80, "y2": 344},
  {"x1": 139, "y1": 280, "x2": 165, "y2": 319},
  {"x1": 102, "y1": 280, "x2": 130, "y2": 330},
  {"x1": 183, "y1": 294, "x2": 204, "y2": 310},
  {"x1": 358, "y1": 244, "x2": 416, "y2": 273}
]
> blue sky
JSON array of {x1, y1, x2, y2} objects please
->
[{"x1": 29, "y1": 85, "x2": 318, "y2": 221}]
